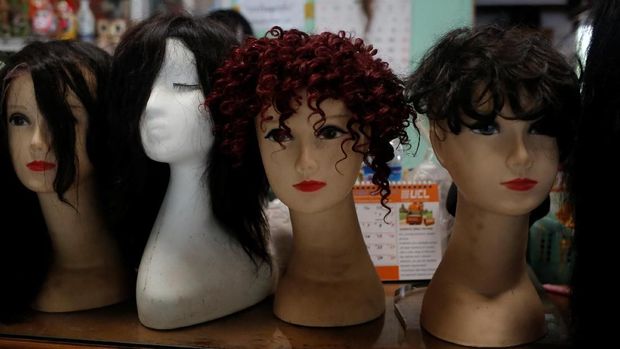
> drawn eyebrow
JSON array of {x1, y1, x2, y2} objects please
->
[
  {"x1": 325, "y1": 113, "x2": 352, "y2": 120},
  {"x1": 6, "y1": 104, "x2": 30, "y2": 111}
]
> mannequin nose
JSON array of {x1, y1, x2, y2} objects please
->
[
  {"x1": 30, "y1": 121, "x2": 50, "y2": 153},
  {"x1": 294, "y1": 143, "x2": 319, "y2": 177},
  {"x1": 506, "y1": 134, "x2": 533, "y2": 171},
  {"x1": 144, "y1": 88, "x2": 167, "y2": 116}
]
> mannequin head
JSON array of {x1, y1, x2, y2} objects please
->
[
  {"x1": 5, "y1": 71, "x2": 93, "y2": 194},
  {"x1": 139, "y1": 38, "x2": 212, "y2": 165},
  {"x1": 0, "y1": 40, "x2": 111, "y2": 322},
  {"x1": 407, "y1": 25, "x2": 579, "y2": 216},
  {"x1": 106, "y1": 13, "x2": 274, "y2": 267},
  {"x1": 1, "y1": 40, "x2": 110, "y2": 202},
  {"x1": 208, "y1": 27, "x2": 412, "y2": 213},
  {"x1": 256, "y1": 94, "x2": 367, "y2": 214}
]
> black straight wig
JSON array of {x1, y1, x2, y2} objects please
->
[
  {"x1": 106, "y1": 12, "x2": 272, "y2": 268},
  {"x1": 567, "y1": 1, "x2": 620, "y2": 345},
  {"x1": 0, "y1": 40, "x2": 111, "y2": 323}
]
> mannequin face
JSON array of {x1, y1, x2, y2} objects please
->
[
  {"x1": 140, "y1": 38, "x2": 212, "y2": 165},
  {"x1": 6, "y1": 72, "x2": 93, "y2": 193},
  {"x1": 256, "y1": 94, "x2": 365, "y2": 214},
  {"x1": 431, "y1": 100, "x2": 558, "y2": 217}
]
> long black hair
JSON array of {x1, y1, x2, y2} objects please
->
[
  {"x1": 568, "y1": 1, "x2": 620, "y2": 345},
  {"x1": 0, "y1": 40, "x2": 111, "y2": 323},
  {"x1": 105, "y1": 13, "x2": 273, "y2": 268}
]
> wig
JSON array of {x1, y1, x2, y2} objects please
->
[
  {"x1": 0, "y1": 40, "x2": 111, "y2": 323},
  {"x1": 207, "y1": 27, "x2": 412, "y2": 213},
  {"x1": 568, "y1": 2, "x2": 620, "y2": 345},
  {"x1": 205, "y1": 9, "x2": 254, "y2": 41},
  {"x1": 407, "y1": 25, "x2": 579, "y2": 162},
  {"x1": 104, "y1": 13, "x2": 274, "y2": 267}
]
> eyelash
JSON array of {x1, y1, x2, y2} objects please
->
[
  {"x1": 264, "y1": 128, "x2": 292, "y2": 143},
  {"x1": 172, "y1": 83, "x2": 200, "y2": 92},
  {"x1": 468, "y1": 120, "x2": 555, "y2": 137},
  {"x1": 529, "y1": 119, "x2": 556, "y2": 136},
  {"x1": 316, "y1": 125, "x2": 347, "y2": 139},
  {"x1": 469, "y1": 121, "x2": 498, "y2": 135},
  {"x1": 8, "y1": 113, "x2": 31, "y2": 127},
  {"x1": 264, "y1": 125, "x2": 348, "y2": 143}
]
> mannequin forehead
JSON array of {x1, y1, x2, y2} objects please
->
[
  {"x1": 159, "y1": 38, "x2": 198, "y2": 79},
  {"x1": 6, "y1": 71, "x2": 86, "y2": 116},
  {"x1": 470, "y1": 83, "x2": 537, "y2": 117},
  {"x1": 6, "y1": 72, "x2": 34, "y2": 108}
]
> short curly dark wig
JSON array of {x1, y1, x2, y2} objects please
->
[
  {"x1": 406, "y1": 25, "x2": 579, "y2": 162},
  {"x1": 207, "y1": 27, "x2": 413, "y2": 210}
]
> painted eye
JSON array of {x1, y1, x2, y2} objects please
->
[
  {"x1": 265, "y1": 128, "x2": 292, "y2": 143},
  {"x1": 470, "y1": 122, "x2": 499, "y2": 135},
  {"x1": 172, "y1": 83, "x2": 200, "y2": 92},
  {"x1": 8, "y1": 113, "x2": 31, "y2": 127},
  {"x1": 529, "y1": 118, "x2": 556, "y2": 137},
  {"x1": 316, "y1": 125, "x2": 347, "y2": 140}
]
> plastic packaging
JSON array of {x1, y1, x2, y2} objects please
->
[
  {"x1": 30, "y1": 0, "x2": 57, "y2": 38},
  {"x1": 77, "y1": 0, "x2": 95, "y2": 42},
  {"x1": 56, "y1": 0, "x2": 77, "y2": 40}
]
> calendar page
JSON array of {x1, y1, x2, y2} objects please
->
[
  {"x1": 314, "y1": 0, "x2": 412, "y2": 76},
  {"x1": 354, "y1": 182, "x2": 443, "y2": 281},
  {"x1": 234, "y1": 0, "x2": 308, "y2": 34}
]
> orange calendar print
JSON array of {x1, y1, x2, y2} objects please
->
[{"x1": 354, "y1": 182, "x2": 442, "y2": 281}]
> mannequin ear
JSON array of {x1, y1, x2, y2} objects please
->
[{"x1": 429, "y1": 121, "x2": 447, "y2": 168}]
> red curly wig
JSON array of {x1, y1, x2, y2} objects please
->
[{"x1": 207, "y1": 26, "x2": 414, "y2": 209}]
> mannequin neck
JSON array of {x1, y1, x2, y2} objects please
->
[
  {"x1": 166, "y1": 161, "x2": 209, "y2": 209},
  {"x1": 419, "y1": 194, "x2": 545, "y2": 346},
  {"x1": 288, "y1": 193, "x2": 367, "y2": 274},
  {"x1": 37, "y1": 176, "x2": 116, "y2": 269},
  {"x1": 274, "y1": 192, "x2": 385, "y2": 326},
  {"x1": 154, "y1": 161, "x2": 213, "y2": 235},
  {"x1": 289, "y1": 193, "x2": 363, "y2": 244},
  {"x1": 34, "y1": 175, "x2": 129, "y2": 312},
  {"x1": 169, "y1": 159, "x2": 207, "y2": 184},
  {"x1": 445, "y1": 195, "x2": 530, "y2": 292}
]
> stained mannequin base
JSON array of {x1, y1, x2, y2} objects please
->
[
  {"x1": 394, "y1": 286, "x2": 569, "y2": 348},
  {"x1": 273, "y1": 274, "x2": 385, "y2": 327},
  {"x1": 273, "y1": 308, "x2": 385, "y2": 328},
  {"x1": 32, "y1": 266, "x2": 130, "y2": 313}
]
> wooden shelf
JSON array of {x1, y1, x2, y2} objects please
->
[{"x1": 0, "y1": 284, "x2": 571, "y2": 349}]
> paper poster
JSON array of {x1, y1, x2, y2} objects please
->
[
  {"x1": 235, "y1": 0, "x2": 307, "y2": 34},
  {"x1": 314, "y1": 0, "x2": 412, "y2": 76},
  {"x1": 354, "y1": 181, "x2": 443, "y2": 281}
]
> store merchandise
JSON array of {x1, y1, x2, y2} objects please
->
[
  {"x1": 208, "y1": 27, "x2": 413, "y2": 327},
  {"x1": 406, "y1": 25, "x2": 579, "y2": 347},
  {"x1": 76, "y1": 0, "x2": 94, "y2": 41}
]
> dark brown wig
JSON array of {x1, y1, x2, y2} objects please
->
[{"x1": 407, "y1": 25, "x2": 580, "y2": 162}]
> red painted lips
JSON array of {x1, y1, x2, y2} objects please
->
[
  {"x1": 27, "y1": 161, "x2": 56, "y2": 172},
  {"x1": 293, "y1": 180, "x2": 326, "y2": 192},
  {"x1": 500, "y1": 178, "x2": 538, "y2": 191}
]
